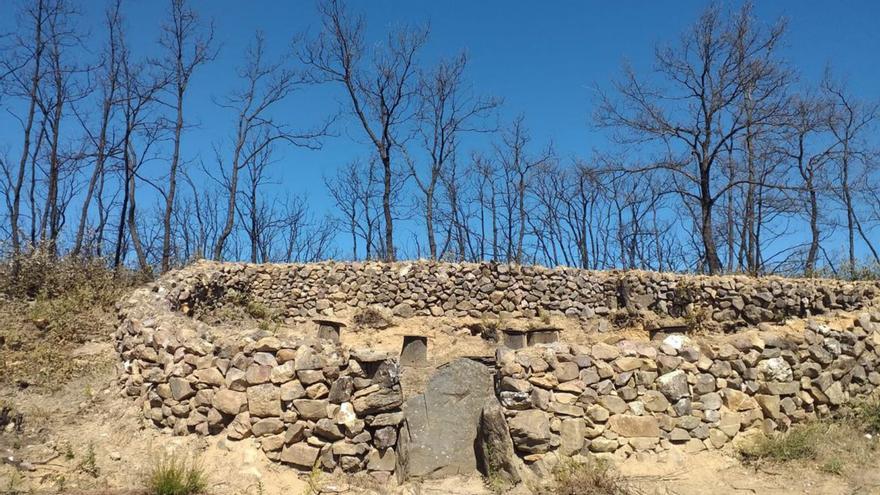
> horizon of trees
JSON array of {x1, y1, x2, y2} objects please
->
[{"x1": 0, "y1": 0, "x2": 878, "y2": 278}]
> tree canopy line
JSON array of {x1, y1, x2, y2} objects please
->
[{"x1": 0, "y1": 0, "x2": 878, "y2": 278}]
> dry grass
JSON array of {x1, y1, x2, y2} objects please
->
[
  {"x1": 0, "y1": 251, "x2": 140, "y2": 387},
  {"x1": 739, "y1": 413, "x2": 879, "y2": 478},
  {"x1": 144, "y1": 454, "x2": 208, "y2": 495},
  {"x1": 530, "y1": 457, "x2": 636, "y2": 495}
]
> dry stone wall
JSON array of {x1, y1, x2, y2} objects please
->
[
  {"x1": 115, "y1": 287, "x2": 404, "y2": 477},
  {"x1": 114, "y1": 261, "x2": 880, "y2": 480},
  {"x1": 166, "y1": 260, "x2": 876, "y2": 329},
  {"x1": 495, "y1": 314, "x2": 880, "y2": 468}
]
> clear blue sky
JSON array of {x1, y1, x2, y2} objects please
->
[{"x1": 2, "y1": 0, "x2": 879, "y2": 261}]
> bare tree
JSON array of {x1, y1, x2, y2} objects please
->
[
  {"x1": 303, "y1": 0, "x2": 427, "y2": 261},
  {"x1": 823, "y1": 74, "x2": 880, "y2": 269},
  {"x1": 72, "y1": 0, "x2": 123, "y2": 257},
  {"x1": 212, "y1": 33, "x2": 325, "y2": 260},
  {"x1": 2, "y1": 0, "x2": 51, "y2": 262},
  {"x1": 111, "y1": 23, "x2": 167, "y2": 271},
  {"x1": 780, "y1": 92, "x2": 834, "y2": 274},
  {"x1": 495, "y1": 116, "x2": 552, "y2": 264},
  {"x1": 155, "y1": 0, "x2": 214, "y2": 272},
  {"x1": 410, "y1": 52, "x2": 499, "y2": 259},
  {"x1": 324, "y1": 160, "x2": 384, "y2": 260},
  {"x1": 596, "y1": 2, "x2": 789, "y2": 274},
  {"x1": 35, "y1": 0, "x2": 87, "y2": 255}
]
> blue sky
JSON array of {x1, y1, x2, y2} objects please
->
[
  {"x1": 2, "y1": 0, "x2": 879, "y2": 263},
  {"x1": 111, "y1": 0, "x2": 880, "y2": 182}
]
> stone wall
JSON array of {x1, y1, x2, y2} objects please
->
[
  {"x1": 495, "y1": 314, "x2": 880, "y2": 469},
  {"x1": 165, "y1": 260, "x2": 877, "y2": 330},
  {"x1": 114, "y1": 261, "x2": 880, "y2": 481},
  {"x1": 115, "y1": 287, "x2": 404, "y2": 478}
]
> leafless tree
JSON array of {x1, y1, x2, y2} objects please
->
[
  {"x1": 595, "y1": 2, "x2": 789, "y2": 274},
  {"x1": 779, "y1": 92, "x2": 834, "y2": 274},
  {"x1": 303, "y1": 0, "x2": 427, "y2": 261},
  {"x1": 212, "y1": 32, "x2": 326, "y2": 261},
  {"x1": 494, "y1": 116, "x2": 552, "y2": 264},
  {"x1": 409, "y1": 52, "x2": 499, "y2": 259},
  {"x1": 324, "y1": 159, "x2": 384, "y2": 260},
  {"x1": 34, "y1": 0, "x2": 88, "y2": 255},
  {"x1": 72, "y1": 0, "x2": 123, "y2": 257},
  {"x1": 111, "y1": 23, "x2": 167, "y2": 271},
  {"x1": 154, "y1": 0, "x2": 214, "y2": 272},
  {"x1": 1, "y1": 0, "x2": 53, "y2": 263},
  {"x1": 823, "y1": 74, "x2": 880, "y2": 269}
]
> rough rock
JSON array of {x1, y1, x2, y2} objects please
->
[{"x1": 397, "y1": 358, "x2": 496, "y2": 480}]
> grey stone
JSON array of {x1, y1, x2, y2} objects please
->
[
  {"x1": 477, "y1": 400, "x2": 525, "y2": 485},
  {"x1": 657, "y1": 370, "x2": 690, "y2": 400},
  {"x1": 508, "y1": 409, "x2": 551, "y2": 454},
  {"x1": 397, "y1": 358, "x2": 496, "y2": 480}
]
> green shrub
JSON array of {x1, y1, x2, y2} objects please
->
[{"x1": 145, "y1": 454, "x2": 208, "y2": 495}]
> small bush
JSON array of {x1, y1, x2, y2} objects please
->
[
  {"x1": 851, "y1": 398, "x2": 880, "y2": 434},
  {"x1": 820, "y1": 457, "x2": 844, "y2": 475},
  {"x1": 145, "y1": 454, "x2": 208, "y2": 495},
  {"x1": 532, "y1": 457, "x2": 634, "y2": 495},
  {"x1": 78, "y1": 443, "x2": 99, "y2": 478},
  {"x1": 739, "y1": 424, "x2": 822, "y2": 463},
  {"x1": 0, "y1": 248, "x2": 142, "y2": 301}
]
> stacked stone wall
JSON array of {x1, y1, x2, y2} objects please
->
[
  {"x1": 495, "y1": 314, "x2": 880, "y2": 463},
  {"x1": 115, "y1": 288, "x2": 403, "y2": 477},
  {"x1": 114, "y1": 261, "x2": 880, "y2": 479},
  {"x1": 165, "y1": 260, "x2": 877, "y2": 329}
]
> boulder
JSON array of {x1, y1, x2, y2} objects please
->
[
  {"x1": 397, "y1": 358, "x2": 495, "y2": 480},
  {"x1": 607, "y1": 414, "x2": 660, "y2": 437},
  {"x1": 212, "y1": 389, "x2": 247, "y2": 416},
  {"x1": 280, "y1": 443, "x2": 320, "y2": 469},
  {"x1": 351, "y1": 386, "x2": 403, "y2": 415},
  {"x1": 508, "y1": 410, "x2": 551, "y2": 454},
  {"x1": 247, "y1": 384, "x2": 282, "y2": 417},
  {"x1": 657, "y1": 370, "x2": 690, "y2": 400}
]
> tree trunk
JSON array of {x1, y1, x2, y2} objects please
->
[
  {"x1": 9, "y1": 0, "x2": 44, "y2": 267},
  {"x1": 126, "y1": 145, "x2": 148, "y2": 272},
  {"x1": 381, "y1": 151, "x2": 395, "y2": 261},
  {"x1": 74, "y1": 92, "x2": 113, "y2": 257},
  {"x1": 162, "y1": 87, "x2": 185, "y2": 272},
  {"x1": 214, "y1": 123, "x2": 245, "y2": 261}
]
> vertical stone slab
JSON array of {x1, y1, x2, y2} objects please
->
[
  {"x1": 399, "y1": 335, "x2": 428, "y2": 367},
  {"x1": 314, "y1": 319, "x2": 345, "y2": 343},
  {"x1": 503, "y1": 330, "x2": 527, "y2": 349},
  {"x1": 527, "y1": 328, "x2": 559, "y2": 346},
  {"x1": 397, "y1": 358, "x2": 495, "y2": 481}
]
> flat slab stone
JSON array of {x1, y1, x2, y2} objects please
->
[{"x1": 397, "y1": 358, "x2": 495, "y2": 480}]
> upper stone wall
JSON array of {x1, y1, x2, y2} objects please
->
[{"x1": 164, "y1": 260, "x2": 878, "y2": 330}]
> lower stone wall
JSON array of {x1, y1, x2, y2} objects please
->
[
  {"x1": 115, "y1": 289, "x2": 404, "y2": 478},
  {"x1": 496, "y1": 312, "x2": 880, "y2": 465}
]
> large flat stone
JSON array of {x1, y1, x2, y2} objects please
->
[
  {"x1": 397, "y1": 358, "x2": 495, "y2": 480},
  {"x1": 607, "y1": 414, "x2": 660, "y2": 438}
]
